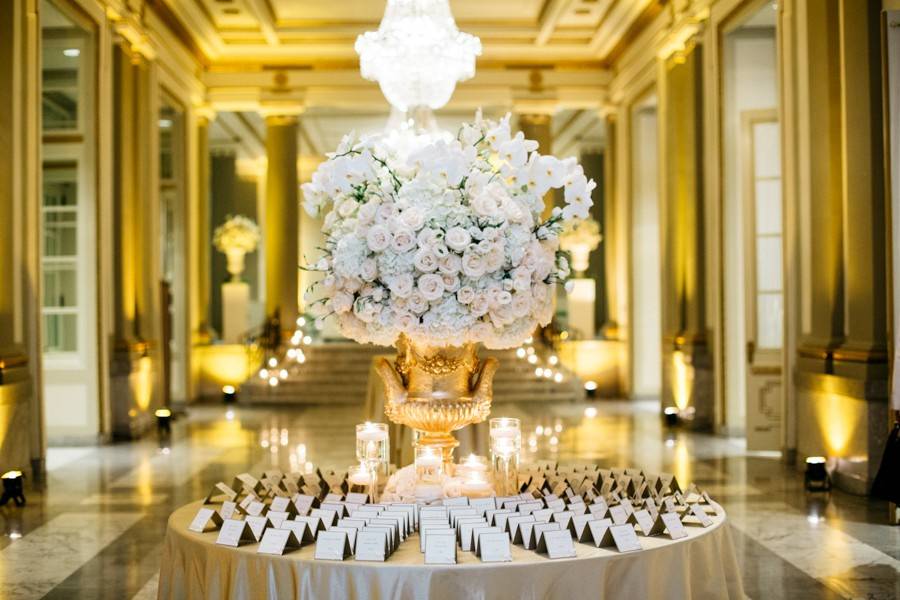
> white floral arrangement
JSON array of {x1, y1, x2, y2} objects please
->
[
  {"x1": 301, "y1": 112, "x2": 595, "y2": 349},
  {"x1": 213, "y1": 215, "x2": 260, "y2": 254}
]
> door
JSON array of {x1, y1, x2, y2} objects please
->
[{"x1": 741, "y1": 109, "x2": 782, "y2": 451}]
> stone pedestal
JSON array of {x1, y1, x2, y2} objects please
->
[{"x1": 222, "y1": 281, "x2": 250, "y2": 343}]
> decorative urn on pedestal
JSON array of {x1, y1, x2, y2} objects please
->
[{"x1": 375, "y1": 335, "x2": 497, "y2": 464}]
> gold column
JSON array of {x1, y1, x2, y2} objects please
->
[
  {"x1": 602, "y1": 113, "x2": 620, "y2": 337},
  {"x1": 264, "y1": 114, "x2": 301, "y2": 330},
  {"x1": 659, "y1": 42, "x2": 712, "y2": 425},
  {"x1": 836, "y1": 0, "x2": 887, "y2": 369},
  {"x1": 0, "y1": 0, "x2": 40, "y2": 476},
  {"x1": 193, "y1": 112, "x2": 213, "y2": 341},
  {"x1": 517, "y1": 113, "x2": 555, "y2": 220}
]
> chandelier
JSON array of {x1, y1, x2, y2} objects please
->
[{"x1": 355, "y1": 0, "x2": 482, "y2": 112}]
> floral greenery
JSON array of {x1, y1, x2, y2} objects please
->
[
  {"x1": 213, "y1": 215, "x2": 260, "y2": 254},
  {"x1": 301, "y1": 112, "x2": 595, "y2": 349}
]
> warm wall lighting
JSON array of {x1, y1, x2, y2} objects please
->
[
  {"x1": 155, "y1": 408, "x2": 172, "y2": 435},
  {"x1": 671, "y1": 350, "x2": 693, "y2": 411},
  {"x1": 62, "y1": 48, "x2": 80, "y2": 57},
  {"x1": 663, "y1": 406, "x2": 679, "y2": 427},
  {"x1": 222, "y1": 385, "x2": 236, "y2": 403}
]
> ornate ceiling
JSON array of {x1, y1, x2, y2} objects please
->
[{"x1": 164, "y1": 0, "x2": 658, "y2": 66}]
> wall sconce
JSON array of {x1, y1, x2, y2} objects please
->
[
  {"x1": 663, "y1": 406, "x2": 679, "y2": 427},
  {"x1": 584, "y1": 380, "x2": 598, "y2": 399},
  {"x1": 155, "y1": 408, "x2": 172, "y2": 436},
  {"x1": 0, "y1": 471, "x2": 25, "y2": 507},
  {"x1": 222, "y1": 385, "x2": 237, "y2": 404},
  {"x1": 804, "y1": 456, "x2": 831, "y2": 492}
]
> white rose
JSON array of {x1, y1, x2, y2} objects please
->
[
  {"x1": 401, "y1": 207, "x2": 426, "y2": 231},
  {"x1": 456, "y1": 286, "x2": 475, "y2": 304},
  {"x1": 470, "y1": 293, "x2": 490, "y2": 316},
  {"x1": 397, "y1": 312, "x2": 416, "y2": 330},
  {"x1": 445, "y1": 227, "x2": 471, "y2": 252},
  {"x1": 442, "y1": 274, "x2": 460, "y2": 293},
  {"x1": 359, "y1": 258, "x2": 377, "y2": 282},
  {"x1": 391, "y1": 228, "x2": 416, "y2": 253},
  {"x1": 388, "y1": 273, "x2": 414, "y2": 298},
  {"x1": 376, "y1": 203, "x2": 397, "y2": 223},
  {"x1": 462, "y1": 251, "x2": 486, "y2": 277},
  {"x1": 511, "y1": 293, "x2": 531, "y2": 317},
  {"x1": 337, "y1": 198, "x2": 358, "y2": 218},
  {"x1": 331, "y1": 291, "x2": 353, "y2": 314},
  {"x1": 358, "y1": 201, "x2": 379, "y2": 224},
  {"x1": 366, "y1": 225, "x2": 390, "y2": 252},
  {"x1": 485, "y1": 248, "x2": 505, "y2": 272},
  {"x1": 408, "y1": 292, "x2": 429, "y2": 314},
  {"x1": 417, "y1": 273, "x2": 445, "y2": 301},
  {"x1": 417, "y1": 228, "x2": 440, "y2": 248},
  {"x1": 413, "y1": 249, "x2": 439, "y2": 272},
  {"x1": 438, "y1": 254, "x2": 461, "y2": 275}
]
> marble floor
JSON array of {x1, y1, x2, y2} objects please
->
[{"x1": 0, "y1": 399, "x2": 897, "y2": 599}]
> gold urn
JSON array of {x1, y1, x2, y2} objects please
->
[{"x1": 375, "y1": 334, "x2": 498, "y2": 464}]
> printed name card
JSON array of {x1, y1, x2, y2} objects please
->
[
  {"x1": 424, "y1": 531, "x2": 457, "y2": 565},
  {"x1": 314, "y1": 530, "x2": 352, "y2": 561},
  {"x1": 459, "y1": 519, "x2": 488, "y2": 551},
  {"x1": 538, "y1": 529, "x2": 577, "y2": 559},
  {"x1": 270, "y1": 496, "x2": 294, "y2": 514},
  {"x1": 219, "y1": 501, "x2": 238, "y2": 521},
  {"x1": 470, "y1": 497, "x2": 497, "y2": 516},
  {"x1": 689, "y1": 504, "x2": 713, "y2": 527},
  {"x1": 266, "y1": 511, "x2": 291, "y2": 529},
  {"x1": 355, "y1": 529, "x2": 389, "y2": 562},
  {"x1": 245, "y1": 515, "x2": 268, "y2": 541},
  {"x1": 609, "y1": 505, "x2": 629, "y2": 525},
  {"x1": 345, "y1": 492, "x2": 369, "y2": 505},
  {"x1": 507, "y1": 515, "x2": 535, "y2": 543},
  {"x1": 320, "y1": 502, "x2": 348, "y2": 518},
  {"x1": 215, "y1": 519, "x2": 255, "y2": 547},
  {"x1": 609, "y1": 524, "x2": 642, "y2": 553},
  {"x1": 588, "y1": 501, "x2": 608, "y2": 518},
  {"x1": 280, "y1": 520, "x2": 315, "y2": 545},
  {"x1": 442, "y1": 496, "x2": 470, "y2": 507},
  {"x1": 233, "y1": 473, "x2": 263, "y2": 495},
  {"x1": 527, "y1": 522, "x2": 561, "y2": 551},
  {"x1": 661, "y1": 513, "x2": 688, "y2": 539},
  {"x1": 365, "y1": 524, "x2": 397, "y2": 554},
  {"x1": 478, "y1": 531, "x2": 513, "y2": 563},
  {"x1": 294, "y1": 516, "x2": 324, "y2": 538},
  {"x1": 331, "y1": 526, "x2": 358, "y2": 552},
  {"x1": 293, "y1": 494, "x2": 318, "y2": 516},
  {"x1": 485, "y1": 509, "x2": 512, "y2": 527},
  {"x1": 532, "y1": 508, "x2": 554, "y2": 523},
  {"x1": 188, "y1": 508, "x2": 223, "y2": 533},
  {"x1": 632, "y1": 510, "x2": 656, "y2": 536},
  {"x1": 323, "y1": 493, "x2": 343, "y2": 503},
  {"x1": 257, "y1": 528, "x2": 301, "y2": 555},
  {"x1": 619, "y1": 499, "x2": 635, "y2": 516},
  {"x1": 420, "y1": 525, "x2": 454, "y2": 553},
  {"x1": 246, "y1": 500, "x2": 266, "y2": 517},
  {"x1": 582, "y1": 518, "x2": 614, "y2": 547},
  {"x1": 204, "y1": 482, "x2": 238, "y2": 504},
  {"x1": 570, "y1": 513, "x2": 595, "y2": 540},
  {"x1": 310, "y1": 508, "x2": 338, "y2": 528},
  {"x1": 551, "y1": 510, "x2": 574, "y2": 531}
]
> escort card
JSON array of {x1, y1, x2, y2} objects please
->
[
  {"x1": 449, "y1": 507, "x2": 477, "y2": 528},
  {"x1": 661, "y1": 512, "x2": 688, "y2": 539},
  {"x1": 420, "y1": 525, "x2": 454, "y2": 553},
  {"x1": 331, "y1": 526, "x2": 358, "y2": 552},
  {"x1": 610, "y1": 524, "x2": 642, "y2": 553},
  {"x1": 459, "y1": 519, "x2": 488, "y2": 551},
  {"x1": 478, "y1": 531, "x2": 512, "y2": 562},
  {"x1": 485, "y1": 509, "x2": 512, "y2": 526},
  {"x1": 472, "y1": 525, "x2": 502, "y2": 555},
  {"x1": 632, "y1": 510, "x2": 656, "y2": 536},
  {"x1": 310, "y1": 508, "x2": 338, "y2": 528},
  {"x1": 377, "y1": 512, "x2": 407, "y2": 541},
  {"x1": 689, "y1": 504, "x2": 713, "y2": 527},
  {"x1": 609, "y1": 505, "x2": 629, "y2": 525},
  {"x1": 246, "y1": 500, "x2": 266, "y2": 517},
  {"x1": 292, "y1": 494, "x2": 317, "y2": 516},
  {"x1": 345, "y1": 492, "x2": 368, "y2": 505},
  {"x1": 538, "y1": 529, "x2": 577, "y2": 559},
  {"x1": 320, "y1": 502, "x2": 348, "y2": 518},
  {"x1": 233, "y1": 473, "x2": 263, "y2": 495},
  {"x1": 280, "y1": 520, "x2": 315, "y2": 545},
  {"x1": 323, "y1": 493, "x2": 343, "y2": 503},
  {"x1": 546, "y1": 498, "x2": 566, "y2": 512},
  {"x1": 532, "y1": 508, "x2": 554, "y2": 523},
  {"x1": 517, "y1": 501, "x2": 543, "y2": 516},
  {"x1": 582, "y1": 518, "x2": 614, "y2": 547},
  {"x1": 551, "y1": 510, "x2": 574, "y2": 531},
  {"x1": 219, "y1": 501, "x2": 238, "y2": 521},
  {"x1": 204, "y1": 482, "x2": 238, "y2": 504},
  {"x1": 267, "y1": 511, "x2": 291, "y2": 529},
  {"x1": 188, "y1": 508, "x2": 223, "y2": 533},
  {"x1": 368, "y1": 518, "x2": 400, "y2": 548},
  {"x1": 619, "y1": 498, "x2": 635, "y2": 516},
  {"x1": 215, "y1": 519, "x2": 255, "y2": 547},
  {"x1": 570, "y1": 513, "x2": 595, "y2": 539},
  {"x1": 270, "y1": 496, "x2": 294, "y2": 514},
  {"x1": 338, "y1": 517, "x2": 367, "y2": 531},
  {"x1": 443, "y1": 496, "x2": 470, "y2": 507},
  {"x1": 314, "y1": 530, "x2": 351, "y2": 561},
  {"x1": 424, "y1": 531, "x2": 457, "y2": 565},
  {"x1": 364, "y1": 524, "x2": 397, "y2": 554},
  {"x1": 245, "y1": 515, "x2": 268, "y2": 541},
  {"x1": 355, "y1": 529, "x2": 389, "y2": 562},
  {"x1": 493, "y1": 511, "x2": 516, "y2": 531},
  {"x1": 507, "y1": 515, "x2": 535, "y2": 542},
  {"x1": 469, "y1": 497, "x2": 497, "y2": 516},
  {"x1": 294, "y1": 515, "x2": 324, "y2": 538},
  {"x1": 388, "y1": 504, "x2": 418, "y2": 529},
  {"x1": 257, "y1": 528, "x2": 301, "y2": 555},
  {"x1": 526, "y1": 522, "x2": 561, "y2": 551}
]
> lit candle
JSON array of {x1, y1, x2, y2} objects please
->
[
  {"x1": 357, "y1": 422, "x2": 389, "y2": 442},
  {"x1": 348, "y1": 463, "x2": 373, "y2": 486},
  {"x1": 416, "y1": 448, "x2": 442, "y2": 468},
  {"x1": 461, "y1": 471, "x2": 492, "y2": 497}
]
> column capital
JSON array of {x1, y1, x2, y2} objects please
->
[
  {"x1": 511, "y1": 100, "x2": 558, "y2": 119},
  {"x1": 193, "y1": 104, "x2": 217, "y2": 123},
  {"x1": 260, "y1": 103, "x2": 305, "y2": 121},
  {"x1": 264, "y1": 113, "x2": 301, "y2": 127}
]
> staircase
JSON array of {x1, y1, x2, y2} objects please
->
[{"x1": 240, "y1": 342, "x2": 584, "y2": 405}]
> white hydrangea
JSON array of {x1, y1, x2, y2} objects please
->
[{"x1": 301, "y1": 112, "x2": 595, "y2": 349}]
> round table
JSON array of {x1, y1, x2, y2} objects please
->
[{"x1": 158, "y1": 501, "x2": 745, "y2": 600}]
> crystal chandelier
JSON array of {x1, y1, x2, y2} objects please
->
[{"x1": 355, "y1": 0, "x2": 482, "y2": 112}]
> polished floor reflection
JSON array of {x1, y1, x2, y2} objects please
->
[{"x1": 0, "y1": 400, "x2": 897, "y2": 599}]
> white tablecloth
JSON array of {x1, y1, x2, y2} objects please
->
[{"x1": 158, "y1": 501, "x2": 745, "y2": 600}]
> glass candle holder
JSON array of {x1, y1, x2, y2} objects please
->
[
  {"x1": 415, "y1": 445, "x2": 444, "y2": 485},
  {"x1": 356, "y1": 422, "x2": 389, "y2": 502},
  {"x1": 456, "y1": 453, "x2": 489, "y2": 481},
  {"x1": 460, "y1": 468, "x2": 493, "y2": 498},
  {"x1": 490, "y1": 417, "x2": 521, "y2": 496}
]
